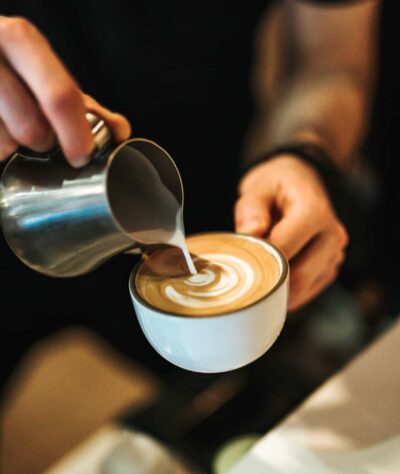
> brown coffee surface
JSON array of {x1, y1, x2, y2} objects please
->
[{"x1": 135, "y1": 233, "x2": 281, "y2": 316}]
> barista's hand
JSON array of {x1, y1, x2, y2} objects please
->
[
  {"x1": 0, "y1": 16, "x2": 130, "y2": 167},
  {"x1": 235, "y1": 155, "x2": 348, "y2": 311}
]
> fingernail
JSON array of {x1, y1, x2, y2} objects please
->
[
  {"x1": 237, "y1": 218, "x2": 263, "y2": 234},
  {"x1": 70, "y1": 156, "x2": 90, "y2": 168}
]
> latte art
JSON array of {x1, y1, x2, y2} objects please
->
[
  {"x1": 135, "y1": 233, "x2": 281, "y2": 316},
  {"x1": 164, "y1": 254, "x2": 254, "y2": 310}
]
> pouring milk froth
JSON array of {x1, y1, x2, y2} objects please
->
[
  {"x1": 112, "y1": 146, "x2": 197, "y2": 275},
  {"x1": 0, "y1": 112, "x2": 197, "y2": 277}
]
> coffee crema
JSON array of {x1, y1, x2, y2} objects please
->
[{"x1": 135, "y1": 233, "x2": 281, "y2": 316}]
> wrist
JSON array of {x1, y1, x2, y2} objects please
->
[{"x1": 241, "y1": 143, "x2": 347, "y2": 218}]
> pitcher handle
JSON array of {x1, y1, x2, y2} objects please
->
[{"x1": 16, "y1": 112, "x2": 113, "y2": 161}]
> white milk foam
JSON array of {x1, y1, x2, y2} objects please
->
[{"x1": 163, "y1": 253, "x2": 254, "y2": 309}]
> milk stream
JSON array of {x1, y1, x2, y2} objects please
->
[
  {"x1": 167, "y1": 211, "x2": 198, "y2": 275},
  {"x1": 110, "y1": 145, "x2": 197, "y2": 274}
]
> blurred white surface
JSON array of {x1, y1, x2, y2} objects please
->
[
  {"x1": 45, "y1": 319, "x2": 400, "y2": 474},
  {"x1": 228, "y1": 428, "x2": 400, "y2": 473},
  {"x1": 44, "y1": 425, "x2": 122, "y2": 474},
  {"x1": 229, "y1": 318, "x2": 400, "y2": 473},
  {"x1": 45, "y1": 425, "x2": 198, "y2": 474}
]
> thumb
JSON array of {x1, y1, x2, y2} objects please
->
[
  {"x1": 81, "y1": 93, "x2": 132, "y2": 142},
  {"x1": 234, "y1": 194, "x2": 271, "y2": 237}
]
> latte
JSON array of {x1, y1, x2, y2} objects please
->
[{"x1": 135, "y1": 233, "x2": 281, "y2": 316}]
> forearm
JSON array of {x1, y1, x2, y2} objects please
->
[
  {"x1": 255, "y1": 71, "x2": 374, "y2": 170},
  {"x1": 243, "y1": 0, "x2": 380, "y2": 172}
]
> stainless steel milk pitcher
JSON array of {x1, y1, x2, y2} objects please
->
[{"x1": 0, "y1": 113, "x2": 184, "y2": 277}]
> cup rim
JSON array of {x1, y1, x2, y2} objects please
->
[{"x1": 129, "y1": 231, "x2": 288, "y2": 319}]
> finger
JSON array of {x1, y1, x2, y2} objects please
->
[
  {"x1": 81, "y1": 93, "x2": 131, "y2": 142},
  {"x1": 234, "y1": 194, "x2": 272, "y2": 236},
  {"x1": 0, "y1": 118, "x2": 18, "y2": 161},
  {"x1": 0, "y1": 17, "x2": 94, "y2": 166},
  {"x1": 288, "y1": 267, "x2": 338, "y2": 312},
  {"x1": 330, "y1": 249, "x2": 346, "y2": 268},
  {"x1": 0, "y1": 57, "x2": 56, "y2": 151},
  {"x1": 289, "y1": 231, "x2": 346, "y2": 295},
  {"x1": 268, "y1": 204, "x2": 321, "y2": 260}
]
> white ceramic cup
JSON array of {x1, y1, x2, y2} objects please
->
[{"x1": 129, "y1": 233, "x2": 289, "y2": 373}]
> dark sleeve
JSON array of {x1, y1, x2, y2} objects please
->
[{"x1": 296, "y1": 0, "x2": 366, "y2": 4}]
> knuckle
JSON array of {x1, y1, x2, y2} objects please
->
[
  {"x1": 297, "y1": 200, "x2": 328, "y2": 231},
  {"x1": 234, "y1": 195, "x2": 256, "y2": 216},
  {"x1": 334, "y1": 223, "x2": 349, "y2": 247},
  {"x1": 45, "y1": 84, "x2": 80, "y2": 114},
  {"x1": 339, "y1": 225, "x2": 349, "y2": 247},
  {"x1": 301, "y1": 194, "x2": 330, "y2": 219},
  {"x1": 234, "y1": 197, "x2": 245, "y2": 212},
  {"x1": 315, "y1": 200, "x2": 331, "y2": 218},
  {"x1": 337, "y1": 250, "x2": 346, "y2": 265},
  {"x1": 0, "y1": 16, "x2": 35, "y2": 40},
  {"x1": 327, "y1": 268, "x2": 339, "y2": 285},
  {"x1": 234, "y1": 199, "x2": 246, "y2": 221}
]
